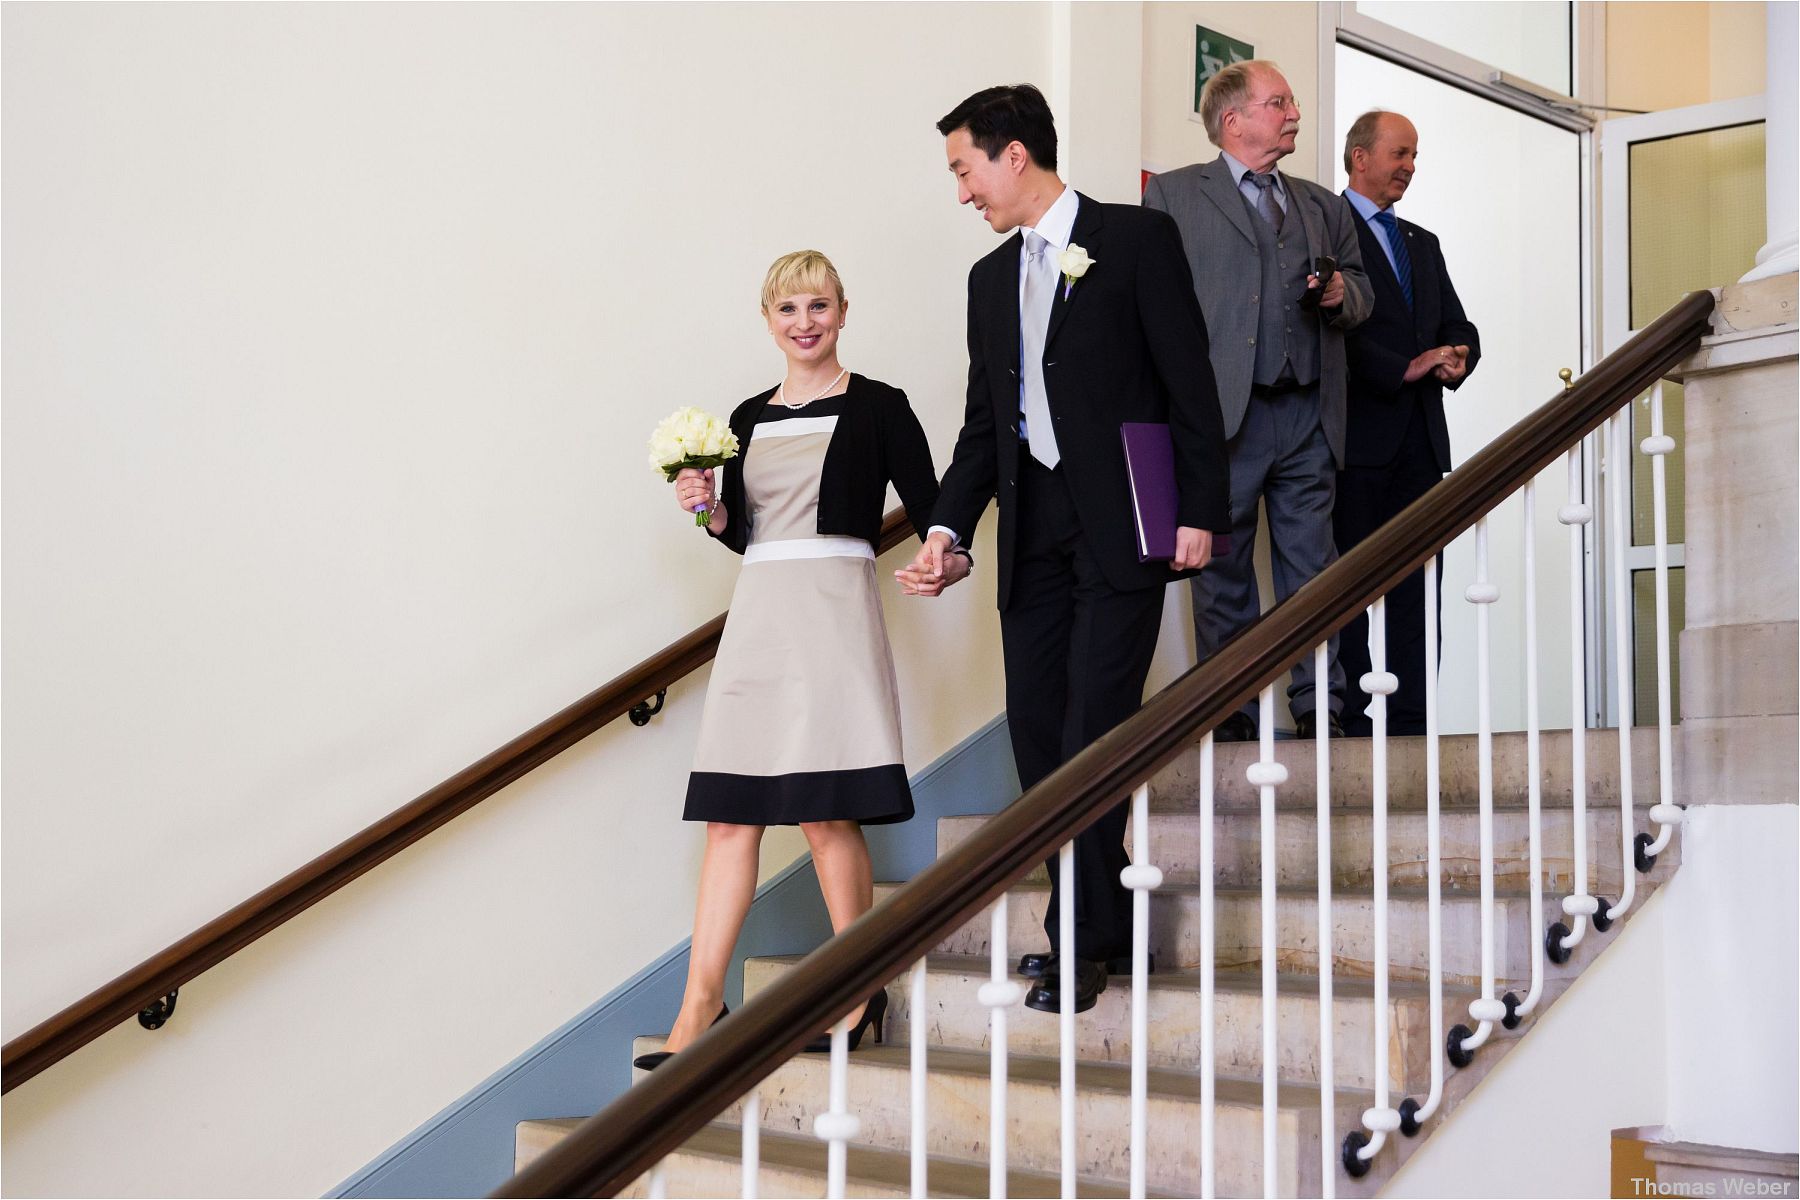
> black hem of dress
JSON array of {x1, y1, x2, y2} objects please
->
[{"x1": 683, "y1": 764, "x2": 913, "y2": 826}]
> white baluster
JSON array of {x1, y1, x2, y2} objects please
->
[
  {"x1": 1313, "y1": 643, "x2": 1337, "y2": 1198},
  {"x1": 980, "y1": 896, "x2": 1021, "y2": 1200},
  {"x1": 1357, "y1": 599, "x2": 1402, "y2": 1166},
  {"x1": 1557, "y1": 447, "x2": 1595, "y2": 954},
  {"x1": 742, "y1": 1090, "x2": 761, "y2": 1200},
  {"x1": 1455, "y1": 518, "x2": 1507, "y2": 1059},
  {"x1": 1059, "y1": 841, "x2": 1076, "y2": 1199},
  {"x1": 648, "y1": 1163, "x2": 668, "y2": 1199},
  {"x1": 1198, "y1": 733, "x2": 1217, "y2": 1200},
  {"x1": 814, "y1": 1016, "x2": 860, "y2": 1199},
  {"x1": 1513, "y1": 481, "x2": 1547, "y2": 1024},
  {"x1": 1641, "y1": 381, "x2": 1684, "y2": 858},
  {"x1": 1608, "y1": 412, "x2": 1639, "y2": 920},
  {"x1": 1124, "y1": 784, "x2": 1161, "y2": 1200},
  {"x1": 1402, "y1": 555, "x2": 1446, "y2": 1130},
  {"x1": 910, "y1": 958, "x2": 927, "y2": 1199},
  {"x1": 1245, "y1": 686, "x2": 1287, "y2": 1199}
]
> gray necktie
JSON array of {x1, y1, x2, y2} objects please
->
[
  {"x1": 1248, "y1": 171, "x2": 1285, "y2": 232},
  {"x1": 1020, "y1": 230, "x2": 1060, "y2": 469}
]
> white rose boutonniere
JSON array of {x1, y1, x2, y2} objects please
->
[{"x1": 1058, "y1": 243, "x2": 1095, "y2": 300}]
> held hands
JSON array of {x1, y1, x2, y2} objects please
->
[
  {"x1": 1307, "y1": 271, "x2": 1346, "y2": 310},
  {"x1": 1405, "y1": 344, "x2": 1470, "y2": 384},
  {"x1": 1172, "y1": 527, "x2": 1212, "y2": 571},
  {"x1": 895, "y1": 531, "x2": 970, "y2": 597}
]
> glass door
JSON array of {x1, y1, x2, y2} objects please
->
[
  {"x1": 1598, "y1": 95, "x2": 1767, "y2": 724},
  {"x1": 1334, "y1": 44, "x2": 1585, "y2": 736}
]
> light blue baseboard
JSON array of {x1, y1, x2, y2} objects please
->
[{"x1": 330, "y1": 714, "x2": 1016, "y2": 1199}]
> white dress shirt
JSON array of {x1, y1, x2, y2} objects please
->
[{"x1": 930, "y1": 186, "x2": 1082, "y2": 550}]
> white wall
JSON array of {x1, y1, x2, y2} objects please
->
[
  {"x1": 1661, "y1": 803, "x2": 1800, "y2": 1154},
  {"x1": 1141, "y1": 2, "x2": 1325, "y2": 179},
  {"x1": 1383, "y1": 885, "x2": 1671, "y2": 1198},
  {"x1": 0, "y1": 4, "x2": 1089, "y2": 1194}
]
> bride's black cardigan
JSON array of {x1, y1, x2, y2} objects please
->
[{"x1": 707, "y1": 374, "x2": 945, "y2": 556}]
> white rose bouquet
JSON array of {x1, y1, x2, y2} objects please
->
[{"x1": 648, "y1": 407, "x2": 740, "y2": 525}]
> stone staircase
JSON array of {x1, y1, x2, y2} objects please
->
[{"x1": 516, "y1": 726, "x2": 1679, "y2": 1197}]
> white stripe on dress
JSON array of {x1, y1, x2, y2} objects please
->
[
  {"x1": 753, "y1": 415, "x2": 838, "y2": 439},
  {"x1": 743, "y1": 536, "x2": 874, "y2": 564}
]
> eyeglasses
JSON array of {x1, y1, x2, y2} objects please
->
[{"x1": 1239, "y1": 94, "x2": 1299, "y2": 116}]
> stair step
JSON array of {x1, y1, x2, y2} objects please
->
[
  {"x1": 940, "y1": 804, "x2": 1643, "y2": 893},
  {"x1": 747, "y1": 954, "x2": 1477, "y2": 1093},
  {"x1": 885, "y1": 879, "x2": 1547, "y2": 987},
  {"x1": 1148, "y1": 726, "x2": 1666, "y2": 811},
  {"x1": 517, "y1": 1120, "x2": 1148, "y2": 1198},
  {"x1": 616, "y1": 1041, "x2": 1382, "y2": 1197}
]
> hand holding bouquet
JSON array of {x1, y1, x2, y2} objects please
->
[{"x1": 649, "y1": 407, "x2": 740, "y2": 526}]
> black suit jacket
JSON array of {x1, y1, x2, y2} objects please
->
[
  {"x1": 1342, "y1": 200, "x2": 1481, "y2": 472},
  {"x1": 932, "y1": 193, "x2": 1230, "y2": 610}
]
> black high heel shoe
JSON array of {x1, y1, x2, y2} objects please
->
[
  {"x1": 633, "y1": 1003, "x2": 728, "y2": 1071},
  {"x1": 803, "y1": 988, "x2": 888, "y2": 1053}
]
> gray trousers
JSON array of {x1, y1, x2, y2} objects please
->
[{"x1": 1190, "y1": 383, "x2": 1346, "y2": 722}]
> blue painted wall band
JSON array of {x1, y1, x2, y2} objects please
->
[{"x1": 331, "y1": 713, "x2": 1015, "y2": 1199}]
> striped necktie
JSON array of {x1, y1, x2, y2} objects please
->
[{"x1": 1373, "y1": 208, "x2": 1414, "y2": 309}]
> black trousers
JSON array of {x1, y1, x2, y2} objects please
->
[
  {"x1": 1334, "y1": 404, "x2": 1444, "y2": 737},
  {"x1": 1002, "y1": 454, "x2": 1164, "y2": 962}
]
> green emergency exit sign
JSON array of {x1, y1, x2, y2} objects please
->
[{"x1": 1195, "y1": 25, "x2": 1255, "y2": 112}]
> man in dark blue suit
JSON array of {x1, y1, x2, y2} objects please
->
[{"x1": 1338, "y1": 110, "x2": 1480, "y2": 736}]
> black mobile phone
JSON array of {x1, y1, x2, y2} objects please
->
[{"x1": 1299, "y1": 255, "x2": 1338, "y2": 310}]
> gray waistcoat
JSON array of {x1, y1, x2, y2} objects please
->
[{"x1": 1243, "y1": 189, "x2": 1320, "y2": 387}]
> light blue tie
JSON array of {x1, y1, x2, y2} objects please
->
[
  {"x1": 1020, "y1": 231, "x2": 1060, "y2": 469},
  {"x1": 1374, "y1": 208, "x2": 1414, "y2": 309}
]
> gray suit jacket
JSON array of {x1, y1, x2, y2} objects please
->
[{"x1": 1144, "y1": 156, "x2": 1371, "y2": 466}]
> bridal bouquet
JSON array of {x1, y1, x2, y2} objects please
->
[{"x1": 648, "y1": 407, "x2": 740, "y2": 525}]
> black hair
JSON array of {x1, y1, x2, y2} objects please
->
[{"x1": 935, "y1": 83, "x2": 1058, "y2": 173}]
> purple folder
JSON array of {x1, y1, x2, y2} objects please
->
[{"x1": 1120, "y1": 422, "x2": 1231, "y2": 563}]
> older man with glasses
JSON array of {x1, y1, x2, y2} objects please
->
[{"x1": 1144, "y1": 59, "x2": 1372, "y2": 742}]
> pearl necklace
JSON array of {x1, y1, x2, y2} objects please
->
[{"x1": 775, "y1": 367, "x2": 847, "y2": 409}]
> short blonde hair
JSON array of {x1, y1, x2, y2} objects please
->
[
  {"x1": 1198, "y1": 59, "x2": 1280, "y2": 145},
  {"x1": 760, "y1": 250, "x2": 846, "y2": 313}
]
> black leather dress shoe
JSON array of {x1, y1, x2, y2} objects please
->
[
  {"x1": 1215, "y1": 712, "x2": 1258, "y2": 742},
  {"x1": 1018, "y1": 950, "x2": 1154, "y2": 977},
  {"x1": 1294, "y1": 709, "x2": 1345, "y2": 739},
  {"x1": 1023, "y1": 957, "x2": 1107, "y2": 1014}
]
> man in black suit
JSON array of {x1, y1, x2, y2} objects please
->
[
  {"x1": 1338, "y1": 109, "x2": 1480, "y2": 736},
  {"x1": 899, "y1": 84, "x2": 1229, "y2": 1014}
]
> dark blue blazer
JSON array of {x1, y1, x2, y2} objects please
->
[{"x1": 1341, "y1": 198, "x2": 1481, "y2": 472}]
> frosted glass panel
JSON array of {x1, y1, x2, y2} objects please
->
[
  {"x1": 1627, "y1": 123, "x2": 1766, "y2": 328},
  {"x1": 1358, "y1": 0, "x2": 1572, "y2": 94},
  {"x1": 1337, "y1": 46, "x2": 1582, "y2": 736}
]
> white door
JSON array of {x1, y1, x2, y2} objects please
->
[{"x1": 1596, "y1": 95, "x2": 1768, "y2": 725}]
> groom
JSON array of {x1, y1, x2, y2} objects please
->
[{"x1": 900, "y1": 84, "x2": 1229, "y2": 1013}]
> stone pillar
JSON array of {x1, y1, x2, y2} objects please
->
[
  {"x1": 1660, "y1": 272, "x2": 1798, "y2": 1158},
  {"x1": 1743, "y1": 2, "x2": 1797, "y2": 282},
  {"x1": 1672, "y1": 272, "x2": 1798, "y2": 801}
]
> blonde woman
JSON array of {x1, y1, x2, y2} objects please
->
[{"x1": 639, "y1": 250, "x2": 965, "y2": 1069}]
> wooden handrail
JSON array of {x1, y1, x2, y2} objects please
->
[
  {"x1": 495, "y1": 289, "x2": 1718, "y2": 1198},
  {"x1": 1, "y1": 512, "x2": 922, "y2": 1093}
]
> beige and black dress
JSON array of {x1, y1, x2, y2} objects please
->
[{"x1": 684, "y1": 395, "x2": 913, "y2": 825}]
